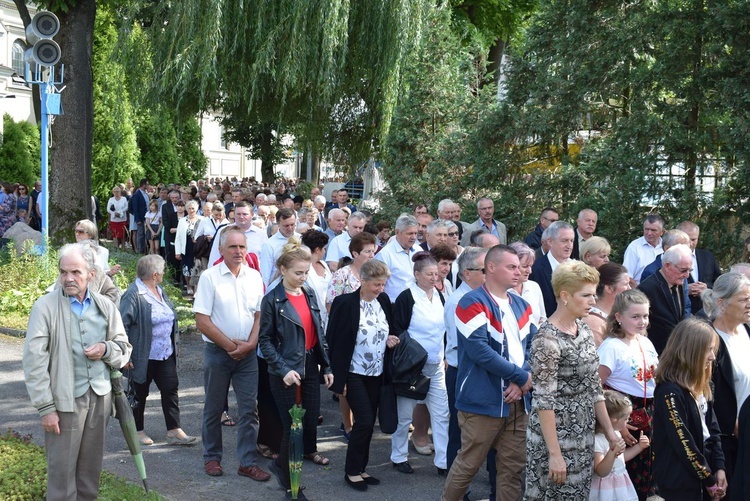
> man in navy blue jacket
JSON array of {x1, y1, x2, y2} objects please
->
[{"x1": 441, "y1": 245, "x2": 536, "y2": 501}]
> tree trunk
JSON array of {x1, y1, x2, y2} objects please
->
[
  {"x1": 49, "y1": 0, "x2": 96, "y2": 243},
  {"x1": 259, "y1": 124, "x2": 275, "y2": 183}
]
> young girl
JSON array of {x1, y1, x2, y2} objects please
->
[
  {"x1": 652, "y1": 317, "x2": 727, "y2": 500},
  {"x1": 145, "y1": 200, "x2": 162, "y2": 255},
  {"x1": 590, "y1": 390, "x2": 649, "y2": 501}
]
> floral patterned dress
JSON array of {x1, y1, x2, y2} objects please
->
[{"x1": 524, "y1": 319, "x2": 605, "y2": 500}]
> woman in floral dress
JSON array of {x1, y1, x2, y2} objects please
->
[{"x1": 525, "y1": 261, "x2": 623, "y2": 500}]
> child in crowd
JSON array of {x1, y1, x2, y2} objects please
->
[
  {"x1": 145, "y1": 200, "x2": 162, "y2": 255},
  {"x1": 590, "y1": 390, "x2": 649, "y2": 501}
]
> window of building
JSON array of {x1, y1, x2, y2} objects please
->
[{"x1": 12, "y1": 39, "x2": 26, "y2": 77}]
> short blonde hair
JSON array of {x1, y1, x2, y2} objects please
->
[
  {"x1": 75, "y1": 219, "x2": 98, "y2": 241},
  {"x1": 580, "y1": 236, "x2": 611, "y2": 265},
  {"x1": 551, "y1": 260, "x2": 599, "y2": 299}
]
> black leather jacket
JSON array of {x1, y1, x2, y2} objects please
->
[{"x1": 258, "y1": 281, "x2": 331, "y2": 379}]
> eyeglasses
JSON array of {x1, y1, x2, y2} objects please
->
[
  {"x1": 542, "y1": 216, "x2": 558, "y2": 223},
  {"x1": 448, "y1": 232, "x2": 459, "y2": 237},
  {"x1": 74, "y1": 229, "x2": 87, "y2": 235},
  {"x1": 466, "y1": 268, "x2": 485, "y2": 273},
  {"x1": 676, "y1": 266, "x2": 693, "y2": 274}
]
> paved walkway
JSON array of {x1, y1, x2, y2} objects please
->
[{"x1": 0, "y1": 331, "x2": 494, "y2": 501}]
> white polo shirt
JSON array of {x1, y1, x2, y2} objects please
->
[
  {"x1": 623, "y1": 236, "x2": 663, "y2": 284},
  {"x1": 259, "y1": 230, "x2": 301, "y2": 286},
  {"x1": 375, "y1": 238, "x2": 422, "y2": 302},
  {"x1": 326, "y1": 230, "x2": 353, "y2": 263},
  {"x1": 193, "y1": 262, "x2": 264, "y2": 343},
  {"x1": 207, "y1": 223, "x2": 268, "y2": 268}
]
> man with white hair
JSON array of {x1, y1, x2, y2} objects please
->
[
  {"x1": 24, "y1": 243, "x2": 132, "y2": 500},
  {"x1": 376, "y1": 214, "x2": 422, "y2": 302},
  {"x1": 437, "y1": 199, "x2": 454, "y2": 221},
  {"x1": 421, "y1": 219, "x2": 450, "y2": 251},
  {"x1": 314, "y1": 195, "x2": 328, "y2": 230},
  {"x1": 324, "y1": 208, "x2": 346, "y2": 242},
  {"x1": 529, "y1": 221, "x2": 575, "y2": 316},
  {"x1": 676, "y1": 220, "x2": 722, "y2": 312},
  {"x1": 571, "y1": 208, "x2": 598, "y2": 260},
  {"x1": 326, "y1": 211, "x2": 367, "y2": 272},
  {"x1": 638, "y1": 243, "x2": 693, "y2": 354}
]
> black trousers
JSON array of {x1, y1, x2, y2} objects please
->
[
  {"x1": 132, "y1": 354, "x2": 180, "y2": 432},
  {"x1": 344, "y1": 372, "x2": 382, "y2": 476},
  {"x1": 269, "y1": 353, "x2": 321, "y2": 489},
  {"x1": 257, "y1": 356, "x2": 283, "y2": 451}
]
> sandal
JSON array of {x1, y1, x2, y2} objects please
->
[
  {"x1": 304, "y1": 452, "x2": 330, "y2": 466},
  {"x1": 256, "y1": 444, "x2": 279, "y2": 460},
  {"x1": 221, "y1": 412, "x2": 236, "y2": 427}
]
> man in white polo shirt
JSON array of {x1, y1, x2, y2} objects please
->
[
  {"x1": 622, "y1": 214, "x2": 665, "y2": 285},
  {"x1": 326, "y1": 211, "x2": 366, "y2": 272},
  {"x1": 376, "y1": 214, "x2": 422, "y2": 302},
  {"x1": 194, "y1": 227, "x2": 270, "y2": 481}
]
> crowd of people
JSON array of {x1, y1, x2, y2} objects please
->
[{"x1": 18, "y1": 174, "x2": 750, "y2": 501}]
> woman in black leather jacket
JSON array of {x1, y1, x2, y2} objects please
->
[{"x1": 259, "y1": 238, "x2": 333, "y2": 501}]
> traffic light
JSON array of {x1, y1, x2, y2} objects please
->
[{"x1": 25, "y1": 11, "x2": 61, "y2": 67}]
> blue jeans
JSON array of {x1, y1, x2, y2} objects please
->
[{"x1": 202, "y1": 342, "x2": 260, "y2": 467}]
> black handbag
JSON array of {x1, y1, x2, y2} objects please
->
[{"x1": 393, "y1": 373, "x2": 431, "y2": 400}]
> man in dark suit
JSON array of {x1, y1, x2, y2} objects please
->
[
  {"x1": 571, "y1": 208, "x2": 597, "y2": 260},
  {"x1": 677, "y1": 221, "x2": 723, "y2": 313},
  {"x1": 530, "y1": 221, "x2": 575, "y2": 316},
  {"x1": 161, "y1": 190, "x2": 181, "y2": 285},
  {"x1": 130, "y1": 178, "x2": 150, "y2": 254},
  {"x1": 638, "y1": 244, "x2": 693, "y2": 354},
  {"x1": 524, "y1": 207, "x2": 558, "y2": 251}
]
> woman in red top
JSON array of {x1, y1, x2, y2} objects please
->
[{"x1": 259, "y1": 239, "x2": 334, "y2": 501}]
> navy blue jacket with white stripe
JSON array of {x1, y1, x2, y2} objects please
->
[{"x1": 454, "y1": 285, "x2": 537, "y2": 418}]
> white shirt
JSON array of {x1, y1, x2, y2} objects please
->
[
  {"x1": 623, "y1": 236, "x2": 663, "y2": 284},
  {"x1": 509, "y1": 280, "x2": 547, "y2": 326},
  {"x1": 406, "y1": 284, "x2": 446, "y2": 364},
  {"x1": 444, "y1": 282, "x2": 472, "y2": 368},
  {"x1": 207, "y1": 224, "x2": 268, "y2": 269},
  {"x1": 96, "y1": 245, "x2": 110, "y2": 273},
  {"x1": 547, "y1": 251, "x2": 564, "y2": 272},
  {"x1": 597, "y1": 336, "x2": 658, "y2": 398},
  {"x1": 259, "y1": 230, "x2": 301, "y2": 286},
  {"x1": 194, "y1": 216, "x2": 228, "y2": 240},
  {"x1": 306, "y1": 260, "x2": 332, "y2": 329},
  {"x1": 106, "y1": 197, "x2": 128, "y2": 223},
  {"x1": 193, "y1": 262, "x2": 264, "y2": 343},
  {"x1": 716, "y1": 329, "x2": 750, "y2": 418},
  {"x1": 690, "y1": 252, "x2": 699, "y2": 283},
  {"x1": 492, "y1": 293, "x2": 524, "y2": 369},
  {"x1": 376, "y1": 238, "x2": 422, "y2": 302},
  {"x1": 326, "y1": 230, "x2": 353, "y2": 263}
]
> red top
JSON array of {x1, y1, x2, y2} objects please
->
[{"x1": 286, "y1": 292, "x2": 317, "y2": 350}]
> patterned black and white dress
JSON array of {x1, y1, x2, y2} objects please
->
[{"x1": 524, "y1": 319, "x2": 605, "y2": 500}]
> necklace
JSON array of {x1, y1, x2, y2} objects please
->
[
  {"x1": 553, "y1": 318, "x2": 578, "y2": 335},
  {"x1": 284, "y1": 287, "x2": 302, "y2": 295}
]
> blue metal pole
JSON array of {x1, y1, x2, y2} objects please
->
[{"x1": 40, "y1": 79, "x2": 49, "y2": 252}]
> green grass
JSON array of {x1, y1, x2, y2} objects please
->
[
  {"x1": 0, "y1": 245, "x2": 195, "y2": 331},
  {"x1": 0, "y1": 430, "x2": 164, "y2": 500}
]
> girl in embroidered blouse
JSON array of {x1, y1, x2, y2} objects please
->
[
  {"x1": 597, "y1": 289, "x2": 658, "y2": 500},
  {"x1": 652, "y1": 318, "x2": 727, "y2": 500}
]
